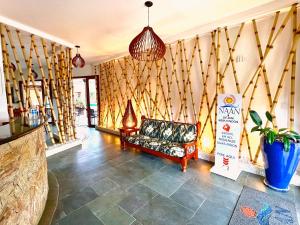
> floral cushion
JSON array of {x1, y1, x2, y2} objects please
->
[
  {"x1": 124, "y1": 135, "x2": 151, "y2": 145},
  {"x1": 159, "y1": 142, "x2": 186, "y2": 157},
  {"x1": 140, "y1": 138, "x2": 169, "y2": 151},
  {"x1": 140, "y1": 119, "x2": 160, "y2": 138},
  {"x1": 158, "y1": 121, "x2": 174, "y2": 141},
  {"x1": 171, "y1": 123, "x2": 197, "y2": 143}
]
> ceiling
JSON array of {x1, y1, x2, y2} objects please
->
[{"x1": 0, "y1": 0, "x2": 298, "y2": 63}]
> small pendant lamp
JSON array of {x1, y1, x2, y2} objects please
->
[
  {"x1": 72, "y1": 45, "x2": 85, "y2": 68},
  {"x1": 129, "y1": 1, "x2": 166, "y2": 61}
]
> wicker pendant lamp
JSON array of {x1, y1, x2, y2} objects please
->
[
  {"x1": 129, "y1": 1, "x2": 166, "y2": 61},
  {"x1": 72, "y1": 45, "x2": 85, "y2": 68}
]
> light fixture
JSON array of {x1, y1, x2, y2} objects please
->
[
  {"x1": 122, "y1": 100, "x2": 138, "y2": 129},
  {"x1": 72, "y1": 45, "x2": 85, "y2": 68},
  {"x1": 129, "y1": 1, "x2": 166, "y2": 61}
]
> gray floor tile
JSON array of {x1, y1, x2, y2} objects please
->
[
  {"x1": 187, "y1": 200, "x2": 232, "y2": 225},
  {"x1": 99, "y1": 206, "x2": 135, "y2": 225},
  {"x1": 139, "y1": 171, "x2": 185, "y2": 197},
  {"x1": 118, "y1": 184, "x2": 158, "y2": 214},
  {"x1": 87, "y1": 187, "x2": 129, "y2": 217},
  {"x1": 58, "y1": 206, "x2": 104, "y2": 225},
  {"x1": 91, "y1": 177, "x2": 119, "y2": 195},
  {"x1": 170, "y1": 185, "x2": 205, "y2": 212},
  {"x1": 133, "y1": 195, "x2": 194, "y2": 225},
  {"x1": 48, "y1": 128, "x2": 300, "y2": 225},
  {"x1": 62, "y1": 187, "x2": 98, "y2": 214}
]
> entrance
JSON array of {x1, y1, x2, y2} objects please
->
[{"x1": 73, "y1": 76, "x2": 99, "y2": 127}]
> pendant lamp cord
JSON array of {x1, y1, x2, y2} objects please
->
[{"x1": 148, "y1": 7, "x2": 149, "y2": 27}]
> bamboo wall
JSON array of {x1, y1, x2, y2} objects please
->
[
  {"x1": 0, "y1": 23, "x2": 76, "y2": 145},
  {"x1": 97, "y1": 4, "x2": 300, "y2": 166}
]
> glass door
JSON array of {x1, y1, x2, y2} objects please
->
[
  {"x1": 73, "y1": 76, "x2": 99, "y2": 128},
  {"x1": 74, "y1": 78, "x2": 88, "y2": 126},
  {"x1": 86, "y1": 78, "x2": 98, "y2": 127}
]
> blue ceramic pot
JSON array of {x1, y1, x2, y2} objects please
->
[{"x1": 262, "y1": 138, "x2": 300, "y2": 192}]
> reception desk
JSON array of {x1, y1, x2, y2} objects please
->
[{"x1": 0, "y1": 118, "x2": 48, "y2": 225}]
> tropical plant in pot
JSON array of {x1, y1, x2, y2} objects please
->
[{"x1": 250, "y1": 110, "x2": 300, "y2": 191}]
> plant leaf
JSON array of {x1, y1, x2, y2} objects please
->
[
  {"x1": 251, "y1": 126, "x2": 261, "y2": 133},
  {"x1": 278, "y1": 128, "x2": 287, "y2": 133},
  {"x1": 283, "y1": 136, "x2": 290, "y2": 152},
  {"x1": 250, "y1": 110, "x2": 262, "y2": 126},
  {"x1": 290, "y1": 130, "x2": 300, "y2": 136},
  {"x1": 267, "y1": 130, "x2": 276, "y2": 145},
  {"x1": 265, "y1": 111, "x2": 273, "y2": 122}
]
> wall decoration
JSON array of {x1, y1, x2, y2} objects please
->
[{"x1": 98, "y1": 4, "x2": 299, "y2": 167}]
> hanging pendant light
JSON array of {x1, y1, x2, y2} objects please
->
[
  {"x1": 129, "y1": 1, "x2": 166, "y2": 61},
  {"x1": 72, "y1": 45, "x2": 85, "y2": 68}
]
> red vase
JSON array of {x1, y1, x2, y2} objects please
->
[{"x1": 122, "y1": 100, "x2": 137, "y2": 129}]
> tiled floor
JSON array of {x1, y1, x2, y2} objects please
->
[{"x1": 48, "y1": 128, "x2": 300, "y2": 225}]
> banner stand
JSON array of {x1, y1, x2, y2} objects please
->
[
  {"x1": 210, "y1": 165, "x2": 241, "y2": 181},
  {"x1": 210, "y1": 94, "x2": 243, "y2": 181}
]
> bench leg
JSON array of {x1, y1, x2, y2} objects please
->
[
  {"x1": 181, "y1": 157, "x2": 187, "y2": 172},
  {"x1": 194, "y1": 149, "x2": 198, "y2": 160}
]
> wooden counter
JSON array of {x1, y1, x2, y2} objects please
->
[{"x1": 0, "y1": 118, "x2": 48, "y2": 225}]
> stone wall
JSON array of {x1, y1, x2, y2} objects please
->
[{"x1": 0, "y1": 126, "x2": 48, "y2": 225}]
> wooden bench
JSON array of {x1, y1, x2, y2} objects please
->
[{"x1": 119, "y1": 116, "x2": 201, "y2": 172}]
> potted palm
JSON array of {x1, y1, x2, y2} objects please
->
[{"x1": 250, "y1": 110, "x2": 300, "y2": 191}]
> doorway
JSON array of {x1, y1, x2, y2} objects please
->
[{"x1": 73, "y1": 76, "x2": 99, "y2": 127}]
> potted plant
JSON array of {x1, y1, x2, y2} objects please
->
[{"x1": 249, "y1": 110, "x2": 300, "y2": 191}]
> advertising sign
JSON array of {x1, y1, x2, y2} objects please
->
[{"x1": 210, "y1": 94, "x2": 242, "y2": 180}]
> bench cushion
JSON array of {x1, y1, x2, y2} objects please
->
[
  {"x1": 172, "y1": 123, "x2": 197, "y2": 143},
  {"x1": 124, "y1": 134, "x2": 197, "y2": 158},
  {"x1": 140, "y1": 119, "x2": 197, "y2": 143},
  {"x1": 140, "y1": 119, "x2": 160, "y2": 138}
]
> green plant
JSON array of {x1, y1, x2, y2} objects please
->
[{"x1": 249, "y1": 110, "x2": 300, "y2": 151}]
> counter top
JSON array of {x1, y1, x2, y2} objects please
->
[{"x1": 0, "y1": 117, "x2": 44, "y2": 145}]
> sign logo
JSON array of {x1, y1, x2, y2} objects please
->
[
  {"x1": 223, "y1": 95, "x2": 236, "y2": 106},
  {"x1": 223, "y1": 124, "x2": 230, "y2": 132}
]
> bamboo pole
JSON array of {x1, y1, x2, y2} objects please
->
[
  {"x1": 197, "y1": 35, "x2": 215, "y2": 146},
  {"x1": 0, "y1": 24, "x2": 14, "y2": 119},
  {"x1": 242, "y1": 6, "x2": 295, "y2": 97},
  {"x1": 224, "y1": 26, "x2": 252, "y2": 160},
  {"x1": 52, "y1": 43, "x2": 66, "y2": 142},
  {"x1": 28, "y1": 37, "x2": 55, "y2": 144},
  {"x1": 178, "y1": 40, "x2": 188, "y2": 122},
  {"x1": 5, "y1": 25, "x2": 27, "y2": 112},
  {"x1": 214, "y1": 29, "x2": 220, "y2": 150},
  {"x1": 169, "y1": 42, "x2": 184, "y2": 121},
  {"x1": 254, "y1": 23, "x2": 300, "y2": 163},
  {"x1": 199, "y1": 24, "x2": 244, "y2": 139},
  {"x1": 183, "y1": 38, "x2": 197, "y2": 122},
  {"x1": 32, "y1": 36, "x2": 62, "y2": 143},
  {"x1": 164, "y1": 57, "x2": 174, "y2": 121},
  {"x1": 290, "y1": 6, "x2": 297, "y2": 129},
  {"x1": 16, "y1": 29, "x2": 33, "y2": 109}
]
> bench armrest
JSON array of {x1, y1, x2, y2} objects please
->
[
  {"x1": 119, "y1": 128, "x2": 140, "y2": 136},
  {"x1": 182, "y1": 141, "x2": 197, "y2": 155}
]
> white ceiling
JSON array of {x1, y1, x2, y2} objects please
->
[{"x1": 0, "y1": 0, "x2": 298, "y2": 63}]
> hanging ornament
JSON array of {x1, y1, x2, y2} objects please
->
[
  {"x1": 72, "y1": 45, "x2": 85, "y2": 68},
  {"x1": 129, "y1": 1, "x2": 166, "y2": 61}
]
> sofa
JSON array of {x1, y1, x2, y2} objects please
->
[{"x1": 120, "y1": 116, "x2": 201, "y2": 172}]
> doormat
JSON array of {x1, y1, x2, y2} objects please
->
[{"x1": 229, "y1": 186, "x2": 299, "y2": 225}]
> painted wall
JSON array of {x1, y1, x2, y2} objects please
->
[{"x1": 97, "y1": 5, "x2": 300, "y2": 169}]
